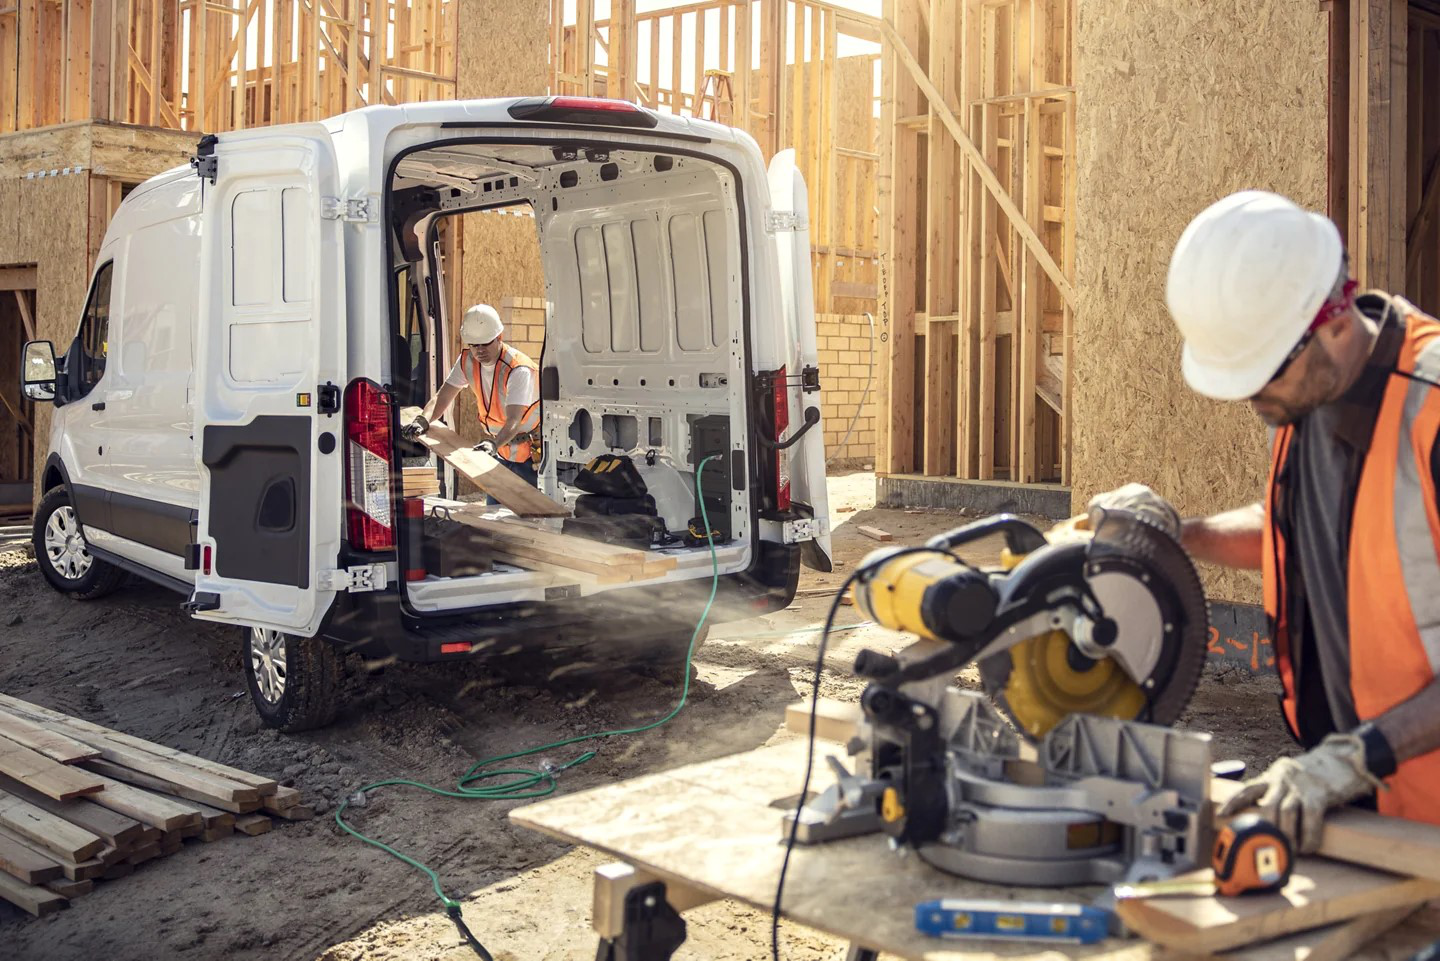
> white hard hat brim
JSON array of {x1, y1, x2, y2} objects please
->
[{"x1": 1179, "y1": 211, "x2": 1343, "y2": 401}]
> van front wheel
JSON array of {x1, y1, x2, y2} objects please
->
[
  {"x1": 32, "y1": 487, "x2": 127, "y2": 600},
  {"x1": 244, "y1": 627, "x2": 340, "y2": 732}
]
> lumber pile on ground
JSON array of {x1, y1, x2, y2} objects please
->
[
  {"x1": 0, "y1": 694, "x2": 310, "y2": 917},
  {"x1": 446, "y1": 508, "x2": 677, "y2": 586}
]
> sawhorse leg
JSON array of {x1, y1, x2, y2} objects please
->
[
  {"x1": 592, "y1": 862, "x2": 716, "y2": 961},
  {"x1": 846, "y1": 945, "x2": 880, "y2": 961}
]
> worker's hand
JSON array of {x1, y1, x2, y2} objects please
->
[
  {"x1": 1087, "y1": 483, "x2": 1181, "y2": 539},
  {"x1": 473, "y1": 438, "x2": 497, "y2": 456},
  {"x1": 400, "y1": 414, "x2": 429, "y2": 441},
  {"x1": 1217, "y1": 733, "x2": 1386, "y2": 854}
]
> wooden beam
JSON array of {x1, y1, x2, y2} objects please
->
[{"x1": 880, "y1": 13, "x2": 1077, "y2": 308}]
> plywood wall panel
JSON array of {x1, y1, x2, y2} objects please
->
[
  {"x1": 457, "y1": 0, "x2": 549, "y2": 99},
  {"x1": 1072, "y1": 0, "x2": 1329, "y2": 603}
]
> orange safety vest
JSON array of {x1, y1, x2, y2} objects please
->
[
  {"x1": 464, "y1": 343, "x2": 540, "y2": 464},
  {"x1": 1263, "y1": 296, "x2": 1440, "y2": 824}
]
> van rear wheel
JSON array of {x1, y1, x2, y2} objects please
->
[
  {"x1": 32, "y1": 487, "x2": 127, "y2": 600},
  {"x1": 244, "y1": 627, "x2": 340, "y2": 732}
]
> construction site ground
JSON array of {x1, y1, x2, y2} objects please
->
[{"x1": 1, "y1": 472, "x2": 1298, "y2": 961}]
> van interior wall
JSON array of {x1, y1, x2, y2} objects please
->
[{"x1": 1073, "y1": 0, "x2": 1329, "y2": 605}]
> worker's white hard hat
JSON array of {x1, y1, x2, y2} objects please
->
[
  {"x1": 1166, "y1": 190, "x2": 1345, "y2": 401},
  {"x1": 459, "y1": 304, "x2": 503, "y2": 346}
]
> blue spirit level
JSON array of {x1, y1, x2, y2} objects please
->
[{"x1": 914, "y1": 899, "x2": 1112, "y2": 944}]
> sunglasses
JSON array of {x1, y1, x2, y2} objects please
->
[{"x1": 1265, "y1": 279, "x2": 1357, "y2": 386}]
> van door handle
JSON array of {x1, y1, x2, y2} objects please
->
[{"x1": 91, "y1": 401, "x2": 106, "y2": 411}]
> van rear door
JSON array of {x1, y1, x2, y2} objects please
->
[
  {"x1": 189, "y1": 127, "x2": 348, "y2": 635},
  {"x1": 767, "y1": 149, "x2": 833, "y2": 572}
]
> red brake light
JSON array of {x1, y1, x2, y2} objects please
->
[
  {"x1": 773, "y1": 366, "x2": 791, "y2": 512},
  {"x1": 506, "y1": 96, "x2": 659, "y2": 129},
  {"x1": 344, "y1": 379, "x2": 395, "y2": 552}
]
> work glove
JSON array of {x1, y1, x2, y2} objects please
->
[
  {"x1": 400, "y1": 414, "x2": 429, "y2": 441},
  {"x1": 1218, "y1": 733, "x2": 1386, "y2": 854},
  {"x1": 473, "y1": 439, "x2": 497, "y2": 456},
  {"x1": 1086, "y1": 483, "x2": 1181, "y2": 540}
]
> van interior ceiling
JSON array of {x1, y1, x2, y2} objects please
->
[{"x1": 385, "y1": 141, "x2": 752, "y2": 616}]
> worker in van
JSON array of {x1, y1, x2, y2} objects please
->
[
  {"x1": 1096, "y1": 190, "x2": 1440, "y2": 852},
  {"x1": 403, "y1": 303, "x2": 541, "y2": 491}
]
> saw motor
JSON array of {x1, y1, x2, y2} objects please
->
[{"x1": 790, "y1": 508, "x2": 1214, "y2": 887}]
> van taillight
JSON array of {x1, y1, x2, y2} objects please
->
[
  {"x1": 344, "y1": 379, "x2": 394, "y2": 552},
  {"x1": 506, "y1": 95, "x2": 659, "y2": 129},
  {"x1": 772, "y1": 367, "x2": 791, "y2": 512}
]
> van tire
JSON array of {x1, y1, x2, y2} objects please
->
[
  {"x1": 635, "y1": 624, "x2": 710, "y2": 679},
  {"x1": 244, "y1": 627, "x2": 340, "y2": 732},
  {"x1": 32, "y1": 487, "x2": 127, "y2": 600}
]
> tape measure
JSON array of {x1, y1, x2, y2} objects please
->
[
  {"x1": 1213, "y1": 813, "x2": 1292, "y2": 897},
  {"x1": 914, "y1": 899, "x2": 1112, "y2": 944}
]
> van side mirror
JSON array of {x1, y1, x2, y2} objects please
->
[{"x1": 21, "y1": 340, "x2": 57, "y2": 402}]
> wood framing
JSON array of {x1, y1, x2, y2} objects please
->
[{"x1": 879, "y1": 0, "x2": 1075, "y2": 484}]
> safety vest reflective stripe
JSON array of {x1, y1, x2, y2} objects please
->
[
  {"x1": 465, "y1": 344, "x2": 539, "y2": 463},
  {"x1": 1265, "y1": 298, "x2": 1440, "y2": 824}
]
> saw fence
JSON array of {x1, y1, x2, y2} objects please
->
[{"x1": 0, "y1": 694, "x2": 310, "y2": 918}]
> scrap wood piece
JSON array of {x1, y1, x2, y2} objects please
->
[
  {"x1": 0, "y1": 733, "x2": 105, "y2": 801},
  {"x1": 0, "y1": 713, "x2": 100, "y2": 765},
  {"x1": 1114, "y1": 859, "x2": 1440, "y2": 954},
  {"x1": 0, "y1": 774, "x2": 145, "y2": 848},
  {"x1": 234, "y1": 813, "x2": 272, "y2": 836},
  {"x1": 1220, "y1": 903, "x2": 1420, "y2": 961},
  {"x1": 75, "y1": 769, "x2": 202, "y2": 831},
  {"x1": 44, "y1": 877, "x2": 92, "y2": 899},
  {"x1": 262, "y1": 785, "x2": 301, "y2": 812},
  {"x1": 0, "y1": 791, "x2": 106, "y2": 862},
  {"x1": 784, "y1": 699, "x2": 864, "y2": 746},
  {"x1": 401, "y1": 407, "x2": 567, "y2": 517},
  {"x1": 1212, "y1": 779, "x2": 1440, "y2": 883},
  {"x1": 0, "y1": 695, "x2": 278, "y2": 796},
  {"x1": 0, "y1": 830, "x2": 63, "y2": 885},
  {"x1": 82, "y1": 757, "x2": 258, "y2": 815},
  {"x1": 266, "y1": 803, "x2": 314, "y2": 822},
  {"x1": 856, "y1": 525, "x2": 893, "y2": 542},
  {"x1": 0, "y1": 870, "x2": 67, "y2": 917}
]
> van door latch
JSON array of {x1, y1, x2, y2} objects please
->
[
  {"x1": 318, "y1": 564, "x2": 389, "y2": 593},
  {"x1": 317, "y1": 382, "x2": 341, "y2": 415},
  {"x1": 765, "y1": 210, "x2": 803, "y2": 233},
  {"x1": 321, "y1": 196, "x2": 378, "y2": 223}
]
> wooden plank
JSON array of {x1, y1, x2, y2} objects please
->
[
  {"x1": 0, "y1": 713, "x2": 100, "y2": 765},
  {"x1": 0, "y1": 790, "x2": 105, "y2": 862},
  {"x1": 82, "y1": 758, "x2": 258, "y2": 816},
  {"x1": 400, "y1": 407, "x2": 567, "y2": 517},
  {"x1": 234, "y1": 813, "x2": 271, "y2": 836},
  {"x1": 0, "y1": 828, "x2": 104, "y2": 882},
  {"x1": 0, "y1": 774, "x2": 145, "y2": 848},
  {"x1": 149, "y1": 792, "x2": 235, "y2": 831},
  {"x1": 1115, "y1": 860, "x2": 1440, "y2": 954},
  {"x1": 0, "y1": 735, "x2": 104, "y2": 801},
  {"x1": 856, "y1": 525, "x2": 893, "y2": 541},
  {"x1": 71, "y1": 768, "x2": 203, "y2": 831},
  {"x1": 1222, "y1": 904, "x2": 1418, "y2": 961},
  {"x1": 879, "y1": 14, "x2": 1077, "y2": 307},
  {"x1": 784, "y1": 698, "x2": 863, "y2": 745},
  {"x1": 0, "y1": 829, "x2": 62, "y2": 885},
  {"x1": 45, "y1": 877, "x2": 92, "y2": 899},
  {"x1": 0, "y1": 266, "x2": 37, "y2": 292},
  {"x1": 0, "y1": 870, "x2": 66, "y2": 917},
  {"x1": 265, "y1": 803, "x2": 315, "y2": 822}
]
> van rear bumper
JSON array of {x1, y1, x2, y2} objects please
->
[{"x1": 320, "y1": 540, "x2": 800, "y2": 662}]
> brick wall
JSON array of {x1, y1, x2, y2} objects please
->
[{"x1": 816, "y1": 312, "x2": 878, "y2": 465}]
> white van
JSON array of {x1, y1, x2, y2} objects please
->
[{"x1": 20, "y1": 97, "x2": 832, "y2": 731}]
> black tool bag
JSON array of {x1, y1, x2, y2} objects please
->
[
  {"x1": 575, "y1": 454, "x2": 648, "y2": 499},
  {"x1": 422, "y1": 515, "x2": 494, "y2": 578},
  {"x1": 562, "y1": 514, "x2": 662, "y2": 550},
  {"x1": 575, "y1": 493, "x2": 657, "y2": 517}
]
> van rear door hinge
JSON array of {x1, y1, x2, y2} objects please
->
[
  {"x1": 318, "y1": 563, "x2": 388, "y2": 593},
  {"x1": 782, "y1": 517, "x2": 827, "y2": 545},
  {"x1": 765, "y1": 210, "x2": 803, "y2": 233},
  {"x1": 190, "y1": 134, "x2": 219, "y2": 184},
  {"x1": 321, "y1": 196, "x2": 378, "y2": 223}
]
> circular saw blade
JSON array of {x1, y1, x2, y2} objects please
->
[{"x1": 980, "y1": 510, "x2": 1209, "y2": 740}]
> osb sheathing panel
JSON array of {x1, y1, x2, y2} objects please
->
[
  {"x1": 457, "y1": 0, "x2": 549, "y2": 99},
  {"x1": 0, "y1": 175, "x2": 93, "y2": 497},
  {"x1": 1073, "y1": 0, "x2": 1328, "y2": 603}
]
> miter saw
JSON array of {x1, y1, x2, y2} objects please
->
[{"x1": 788, "y1": 507, "x2": 1214, "y2": 887}]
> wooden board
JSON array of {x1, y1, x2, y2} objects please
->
[
  {"x1": 235, "y1": 814, "x2": 272, "y2": 836},
  {"x1": 784, "y1": 698, "x2": 863, "y2": 746},
  {"x1": 1220, "y1": 905, "x2": 1419, "y2": 961},
  {"x1": 0, "y1": 713, "x2": 100, "y2": 765},
  {"x1": 401, "y1": 407, "x2": 567, "y2": 517},
  {"x1": 0, "y1": 790, "x2": 105, "y2": 862},
  {"x1": 74, "y1": 769, "x2": 203, "y2": 831},
  {"x1": 44, "y1": 877, "x2": 92, "y2": 899},
  {"x1": 82, "y1": 757, "x2": 259, "y2": 814},
  {"x1": 1115, "y1": 861, "x2": 1440, "y2": 954},
  {"x1": 0, "y1": 733, "x2": 105, "y2": 800},
  {"x1": 856, "y1": 526, "x2": 893, "y2": 542},
  {"x1": 0, "y1": 774, "x2": 145, "y2": 847},
  {"x1": 0, "y1": 829, "x2": 62, "y2": 885},
  {"x1": 0, "y1": 869, "x2": 67, "y2": 917}
]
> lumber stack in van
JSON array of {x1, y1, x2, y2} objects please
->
[
  {"x1": 447, "y1": 508, "x2": 677, "y2": 586},
  {"x1": 402, "y1": 466, "x2": 441, "y2": 498},
  {"x1": 0, "y1": 695, "x2": 310, "y2": 917}
]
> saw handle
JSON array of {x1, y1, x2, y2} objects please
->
[{"x1": 926, "y1": 514, "x2": 1048, "y2": 555}]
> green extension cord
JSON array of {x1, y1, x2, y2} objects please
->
[{"x1": 334, "y1": 454, "x2": 726, "y2": 959}]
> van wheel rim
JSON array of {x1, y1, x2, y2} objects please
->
[
  {"x1": 250, "y1": 628, "x2": 288, "y2": 704},
  {"x1": 44, "y1": 506, "x2": 93, "y2": 581}
]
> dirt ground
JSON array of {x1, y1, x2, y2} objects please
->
[{"x1": 1, "y1": 472, "x2": 1306, "y2": 961}]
